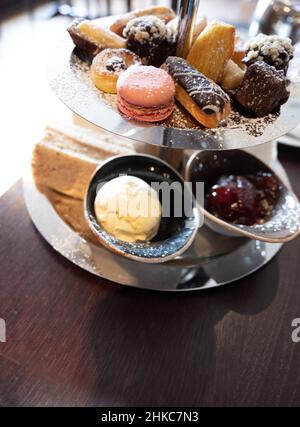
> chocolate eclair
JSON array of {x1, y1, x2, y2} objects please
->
[
  {"x1": 234, "y1": 61, "x2": 289, "y2": 117},
  {"x1": 165, "y1": 57, "x2": 231, "y2": 128}
]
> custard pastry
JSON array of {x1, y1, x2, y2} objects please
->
[
  {"x1": 187, "y1": 20, "x2": 235, "y2": 82},
  {"x1": 91, "y1": 48, "x2": 140, "y2": 93}
]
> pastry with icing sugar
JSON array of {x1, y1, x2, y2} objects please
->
[
  {"x1": 68, "y1": 18, "x2": 126, "y2": 56},
  {"x1": 123, "y1": 15, "x2": 176, "y2": 66},
  {"x1": 243, "y1": 34, "x2": 294, "y2": 74},
  {"x1": 186, "y1": 20, "x2": 235, "y2": 83},
  {"x1": 91, "y1": 48, "x2": 141, "y2": 94},
  {"x1": 234, "y1": 61, "x2": 289, "y2": 117},
  {"x1": 165, "y1": 57, "x2": 231, "y2": 128},
  {"x1": 220, "y1": 59, "x2": 245, "y2": 90}
]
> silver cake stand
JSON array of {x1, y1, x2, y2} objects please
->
[
  {"x1": 24, "y1": 0, "x2": 300, "y2": 290},
  {"x1": 47, "y1": 10, "x2": 300, "y2": 150},
  {"x1": 23, "y1": 165, "x2": 282, "y2": 291}
]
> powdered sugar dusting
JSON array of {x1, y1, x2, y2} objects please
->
[
  {"x1": 70, "y1": 53, "x2": 279, "y2": 138},
  {"x1": 244, "y1": 33, "x2": 294, "y2": 72}
]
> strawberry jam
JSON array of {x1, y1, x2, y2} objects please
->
[{"x1": 205, "y1": 172, "x2": 279, "y2": 225}]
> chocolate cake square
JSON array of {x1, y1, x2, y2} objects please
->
[{"x1": 234, "y1": 61, "x2": 289, "y2": 117}]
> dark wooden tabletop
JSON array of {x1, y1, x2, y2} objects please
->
[{"x1": 0, "y1": 145, "x2": 300, "y2": 407}]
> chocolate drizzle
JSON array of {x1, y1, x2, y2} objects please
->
[{"x1": 165, "y1": 57, "x2": 230, "y2": 113}]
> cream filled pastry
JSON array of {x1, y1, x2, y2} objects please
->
[
  {"x1": 94, "y1": 175, "x2": 161, "y2": 243},
  {"x1": 68, "y1": 18, "x2": 126, "y2": 56},
  {"x1": 165, "y1": 57, "x2": 231, "y2": 128}
]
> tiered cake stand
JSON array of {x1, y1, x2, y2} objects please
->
[{"x1": 23, "y1": 0, "x2": 300, "y2": 290}]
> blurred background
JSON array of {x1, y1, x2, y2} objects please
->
[{"x1": 0, "y1": 0, "x2": 288, "y2": 195}]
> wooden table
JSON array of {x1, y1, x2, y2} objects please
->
[{"x1": 0, "y1": 145, "x2": 300, "y2": 407}]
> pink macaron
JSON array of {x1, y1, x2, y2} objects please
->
[{"x1": 117, "y1": 65, "x2": 175, "y2": 122}]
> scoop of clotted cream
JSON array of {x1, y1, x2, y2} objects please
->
[{"x1": 94, "y1": 175, "x2": 161, "y2": 243}]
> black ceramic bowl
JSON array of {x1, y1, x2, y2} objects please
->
[
  {"x1": 185, "y1": 150, "x2": 300, "y2": 243},
  {"x1": 85, "y1": 154, "x2": 200, "y2": 263}
]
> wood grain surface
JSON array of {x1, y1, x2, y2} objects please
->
[{"x1": 0, "y1": 145, "x2": 300, "y2": 407}]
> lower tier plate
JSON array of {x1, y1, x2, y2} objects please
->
[{"x1": 23, "y1": 165, "x2": 282, "y2": 291}]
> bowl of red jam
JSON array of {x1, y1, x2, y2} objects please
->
[{"x1": 186, "y1": 150, "x2": 300, "y2": 242}]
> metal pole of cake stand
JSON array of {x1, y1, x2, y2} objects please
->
[
  {"x1": 176, "y1": 0, "x2": 200, "y2": 58},
  {"x1": 158, "y1": 0, "x2": 200, "y2": 168}
]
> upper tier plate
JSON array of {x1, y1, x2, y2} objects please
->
[{"x1": 48, "y1": 23, "x2": 300, "y2": 150}]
